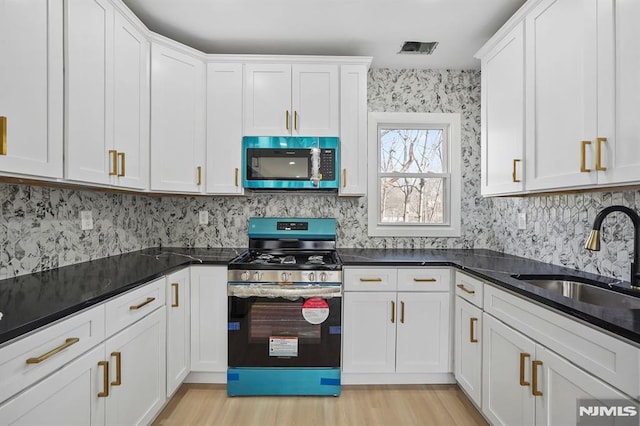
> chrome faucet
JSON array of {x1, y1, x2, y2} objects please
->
[{"x1": 585, "y1": 205, "x2": 640, "y2": 289}]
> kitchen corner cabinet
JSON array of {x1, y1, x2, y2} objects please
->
[
  {"x1": 339, "y1": 64, "x2": 368, "y2": 196},
  {"x1": 206, "y1": 62, "x2": 244, "y2": 195},
  {"x1": 150, "y1": 42, "x2": 206, "y2": 193},
  {"x1": 166, "y1": 268, "x2": 190, "y2": 397},
  {"x1": 243, "y1": 63, "x2": 339, "y2": 137},
  {"x1": 0, "y1": 0, "x2": 63, "y2": 179},
  {"x1": 65, "y1": 0, "x2": 149, "y2": 189},
  {"x1": 190, "y1": 266, "x2": 227, "y2": 375},
  {"x1": 342, "y1": 267, "x2": 451, "y2": 384},
  {"x1": 479, "y1": 22, "x2": 525, "y2": 196}
]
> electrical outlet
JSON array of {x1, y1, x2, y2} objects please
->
[
  {"x1": 80, "y1": 210, "x2": 93, "y2": 230},
  {"x1": 517, "y1": 212, "x2": 527, "y2": 230},
  {"x1": 199, "y1": 210, "x2": 209, "y2": 225}
]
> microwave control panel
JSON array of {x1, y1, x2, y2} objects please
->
[{"x1": 319, "y1": 149, "x2": 335, "y2": 180}]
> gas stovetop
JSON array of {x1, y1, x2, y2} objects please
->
[{"x1": 229, "y1": 250, "x2": 341, "y2": 269}]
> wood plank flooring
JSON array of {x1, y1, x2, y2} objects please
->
[{"x1": 153, "y1": 384, "x2": 488, "y2": 426}]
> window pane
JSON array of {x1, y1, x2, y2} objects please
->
[
  {"x1": 379, "y1": 129, "x2": 445, "y2": 173},
  {"x1": 380, "y1": 177, "x2": 445, "y2": 224}
]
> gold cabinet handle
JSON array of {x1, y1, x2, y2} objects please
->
[
  {"x1": 234, "y1": 167, "x2": 239, "y2": 187},
  {"x1": 171, "y1": 283, "x2": 179, "y2": 307},
  {"x1": 532, "y1": 360, "x2": 543, "y2": 396},
  {"x1": 98, "y1": 361, "x2": 109, "y2": 397},
  {"x1": 285, "y1": 110, "x2": 290, "y2": 131},
  {"x1": 360, "y1": 278, "x2": 383, "y2": 282},
  {"x1": 0, "y1": 116, "x2": 7, "y2": 155},
  {"x1": 580, "y1": 141, "x2": 591, "y2": 172},
  {"x1": 110, "y1": 352, "x2": 122, "y2": 386},
  {"x1": 470, "y1": 318, "x2": 478, "y2": 343},
  {"x1": 129, "y1": 297, "x2": 155, "y2": 310},
  {"x1": 109, "y1": 150, "x2": 118, "y2": 176},
  {"x1": 117, "y1": 152, "x2": 125, "y2": 177},
  {"x1": 26, "y1": 338, "x2": 80, "y2": 364},
  {"x1": 595, "y1": 137, "x2": 607, "y2": 171},
  {"x1": 391, "y1": 300, "x2": 395, "y2": 323},
  {"x1": 413, "y1": 278, "x2": 437, "y2": 282},
  {"x1": 342, "y1": 168, "x2": 347, "y2": 188},
  {"x1": 512, "y1": 159, "x2": 521, "y2": 183},
  {"x1": 294, "y1": 111, "x2": 298, "y2": 131},
  {"x1": 400, "y1": 301, "x2": 405, "y2": 324},
  {"x1": 456, "y1": 284, "x2": 475, "y2": 295},
  {"x1": 197, "y1": 166, "x2": 202, "y2": 186},
  {"x1": 519, "y1": 353, "x2": 531, "y2": 386}
]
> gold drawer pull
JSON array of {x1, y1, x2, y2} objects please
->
[
  {"x1": 391, "y1": 300, "x2": 395, "y2": 323},
  {"x1": 520, "y1": 353, "x2": 530, "y2": 386},
  {"x1": 595, "y1": 137, "x2": 607, "y2": 171},
  {"x1": 294, "y1": 111, "x2": 298, "y2": 131},
  {"x1": 285, "y1": 110, "x2": 290, "y2": 130},
  {"x1": 1, "y1": 116, "x2": 7, "y2": 155},
  {"x1": 532, "y1": 360, "x2": 543, "y2": 396},
  {"x1": 26, "y1": 338, "x2": 80, "y2": 364},
  {"x1": 234, "y1": 167, "x2": 239, "y2": 187},
  {"x1": 413, "y1": 278, "x2": 437, "y2": 282},
  {"x1": 456, "y1": 284, "x2": 475, "y2": 295},
  {"x1": 470, "y1": 318, "x2": 478, "y2": 343},
  {"x1": 400, "y1": 301, "x2": 405, "y2": 324},
  {"x1": 171, "y1": 283, "x2": 179, "y2": 307},
  {"x1": 111, "y1": 352, "x2": 122, "y2": 386},
  {"x1": 117, "y1": 152, "x2": 125, "y2": 177},
  {"x1": 342, "y1": 169, "x2": 347, "y2": 188},
  {"x1": 196, "y1": 166, "x2": 202, "y2": 186},
  {"x1": 109, "y1": 150, "x2": 117, "y2": 176},
  {"x1": 580, "y1": 140, "x2": 591, "y2": 173},
  {"x1": 98, "y1": 361, "x2": 109, "y2": 397},
  {"x1": 129, "y1": 297, "x2": 155, "y2": 310},
  {"x1": 359, "y1": 278, "x2": 383, "y2": 282},
  {"x1": 512, "y1": 159, "x2": 521, "y2": 183}
]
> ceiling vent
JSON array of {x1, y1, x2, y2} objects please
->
[{"x1": 398, "y1": 41, "x2": 439, "y2": 55}]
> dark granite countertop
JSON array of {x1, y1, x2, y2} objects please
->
[{"x1": 2, "y1": 247, "x2": 640, "y2": 347}]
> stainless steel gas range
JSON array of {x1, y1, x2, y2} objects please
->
[{"x1": 226, "y1": 217, "x2": 342, "y2": 396}]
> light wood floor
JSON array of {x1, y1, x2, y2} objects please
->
[{"x1": 153, "y1": 384, "x2": 488, "y2": 426}]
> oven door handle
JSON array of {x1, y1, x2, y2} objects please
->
[{"x1": 228, "y1": 284, "x2": 342, "y2": 299}]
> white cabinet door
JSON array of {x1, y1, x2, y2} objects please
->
[
  {"x1": 0, "y1": 0, "x2": 63, "y2": 179},
  {"x1": 342, "y1": 292, "x2": 396, "y2": 374},
  {"x1": 206, "y1": 62, "x2": 244, "y2": 195},
  {"x1": 190, "y1": 266, "x2": 227, "y2": 372},
  {"x1": 482, "y1": 313, "x2": 535, "y2": 426},
  {"x1": 65, "y1": 0, "x2": 113, "y2": 185},
  {"x1": 150, "y1": 43, "x2": 206, "y2": 193},
  {"x1": 243, "y1": 63, "x2": 291, "y2": 136},
  {"x1": 525, "y1": 0, "x2": 598, "y2": 191},
  {"x1": 339, "y1": 64, "x2": 368, "y2": 196},
  {"x1": 480, "y1": 22, "x2": 525, "y2": 195},
  {"x1": 454, "y1": 296, "x2": 482, "y2": 407},
  {"x1": 396, "y1": 292, "x2": 450, "y2": 374},
  {"x1": 112, "y1": 11, "x2": 149, "y2": 190},
  {"x1": 104, "y1": 307, "x2": 166, "y2": 426},
  {"x1": 291, "y1": 64, "x2": 339, "y2": 136},
  {"x1": 0, "y1": 344, "x2": 105, "y2": 426},
  {"x1": 596, "y1": 0, "x2": 640, "y2": 186},
  {"x1": 166, "y1": 268, "x2": 190, "y2": 397}
]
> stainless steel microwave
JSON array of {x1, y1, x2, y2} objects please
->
[{"x1": 242, "y1": 136, "x2": 339, "y2": 190}]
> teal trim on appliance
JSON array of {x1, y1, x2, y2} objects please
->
[
  {"x1": 227, "y1": 368, "x2": 341, "y2": 396},
  {"x1": 241, "y1": 136, "x2": 339, "y2": 189},
  {"x1": 249, "y1": 217, "x2": 337, "y2": 240}
]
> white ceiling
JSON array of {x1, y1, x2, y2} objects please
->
[{"x1": 122, "y1": 0, "x2": 526, "y2": 69}]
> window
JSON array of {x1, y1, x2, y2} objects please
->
[{"x1": 367, "y1": 112, "x2": 461, "y2": 237}]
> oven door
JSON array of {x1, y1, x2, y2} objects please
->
[{"x1": 227, "y1": 284, "x2": 341, "y2": 368}]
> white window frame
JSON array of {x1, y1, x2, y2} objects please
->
[{"x1": 367, "y1": 112, "x2": 462, "y2": 237}]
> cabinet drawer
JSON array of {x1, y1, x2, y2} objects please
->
[
  {"x1": 0, "y1": 305, "x2": 105, "y2": 404},
  {"x1": 454, "y1": 271, "x2": 484, "y2": 307},
  {"x1": 105, "y1": 278, "x2": 165, "y2": 337},
  {"x1": 344, "y1": 268, "x2": 397, "y2": 291},
  {"x1": 397, "y1": 268, "x2": 450, "y2": 292}
]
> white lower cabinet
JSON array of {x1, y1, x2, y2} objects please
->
[
  {"x1": 454, "y1": 296, "x2": 482, "y2": 407},
  {"x1": 189, "y1": 266, "x2": 227, "y2": 377},
  {"x1": 166, "y1": 268, "x2": 190, "y2": 397},
  {"x1": 342, "y1": 267, "x2": 451, "y2": 384}
]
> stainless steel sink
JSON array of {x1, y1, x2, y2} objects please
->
[{"x1": 511, "y1": 275, "x2": 640, "y2": 310}]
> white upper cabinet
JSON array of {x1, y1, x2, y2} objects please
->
[
  {"x1": 480, "y1": 22, "x2": 525, "y2": 196},
  {"x1": 244, "y1": 63, "x2": 339, "y2": 136},
  {"x1": 0, "y1": 0, "x2": 63, "y2": 179},
  {"x1": 65, "y1": 0, "x2": 149, "y2": 189},
  {"x1": 150, "y1": 42, "x2": 206, "y2": 193},
  {"x1": 206, "y1": 62, "x2": 244, "y2": 195},
  {"x1": 339, "y1": 64, "x2": 368, "y2": 196}
]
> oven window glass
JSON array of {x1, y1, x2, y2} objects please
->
[
  {"x1": 247, "y1": 149, "x2": 310, "y2": 180},
  {"x1": 249, "y1": 302, "x2": 320, "y2": 343}
]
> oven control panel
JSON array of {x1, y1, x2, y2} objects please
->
[{"x1": 228, "y1": 270, "x2": 342, "y2": 284}]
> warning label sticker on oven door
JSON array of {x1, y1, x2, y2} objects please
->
[
  {"x1": 269, "y1": 336, "x2": 298, "y2": 357},
  {"x1": 302, "y1": 298, "x2": 330, "y2": 324}
]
